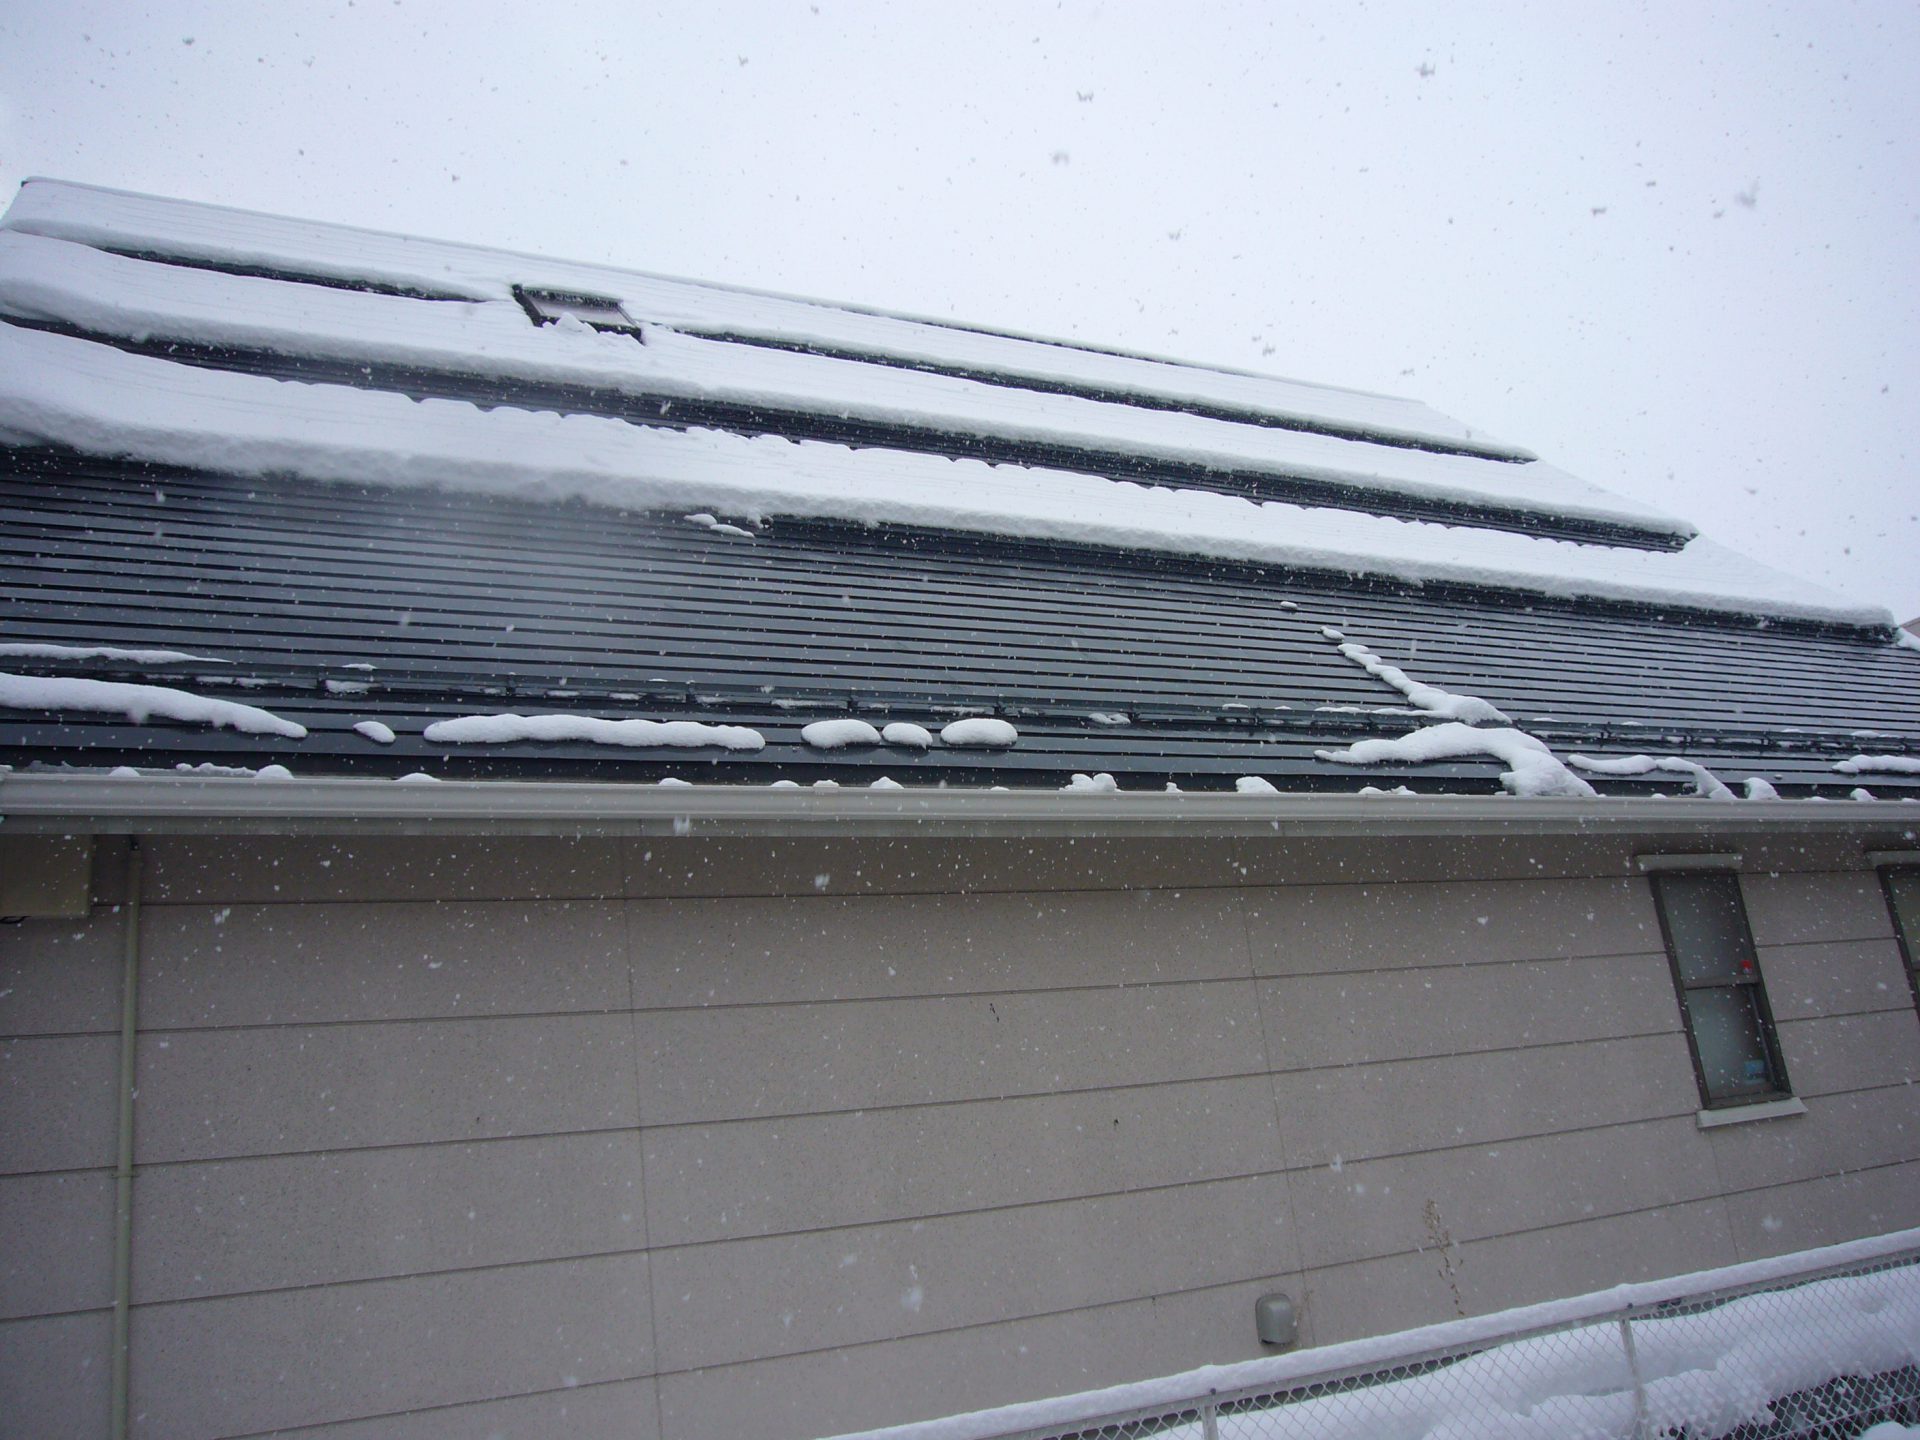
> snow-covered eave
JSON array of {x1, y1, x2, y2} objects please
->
[{"x1": 6, "y1": 772, "x2": 1918, "y2": 840}]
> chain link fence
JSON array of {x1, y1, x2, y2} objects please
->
[{"x1": 845, "y1": 1238, "x2": 1920, "y2": 1440}]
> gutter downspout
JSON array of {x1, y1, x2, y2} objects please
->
[{"x1": 109, "y1": 837, "x2": 143, "y2": 1440}]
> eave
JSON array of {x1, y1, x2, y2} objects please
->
[{"x1": 5, "y1": 771, "x2": 1917, "y2": 841}]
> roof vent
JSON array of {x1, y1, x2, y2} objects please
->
[{"x1": 513, "y1": 286, "x2": 643, "y2": 338}]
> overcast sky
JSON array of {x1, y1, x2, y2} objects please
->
[{"x1": 3, "y1": 1, "x2": 1916, "y2": 620}]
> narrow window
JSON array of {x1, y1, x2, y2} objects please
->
[
  {"x1": 512, "y1": 286, "x2": 643, "y2": 336},
  {"x1": 1646, "y1": 866, "x2": 1790, "y2": 1108},
  {"x1": 1874, "y1": 858, "x2": 1920, "y2": 1014}
]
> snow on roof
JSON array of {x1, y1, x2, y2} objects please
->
[
  {"x1": 3, "y1": 178, "x2": 1526, "y2": 457},
  {"x1": 0, "y1": 322, "x2": 1881, "y2": 626},
  {"x1": 0, "y1": 227, "x2": 1672, "y2": 536}
]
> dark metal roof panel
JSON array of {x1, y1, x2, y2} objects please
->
[{"x1": 3, "y1": 450, "x2": 1917, "y2": 797}]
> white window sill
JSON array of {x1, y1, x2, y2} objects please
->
[{"x1": 1696, "y1": 1096, "x2": 1807, "y2": 1129}]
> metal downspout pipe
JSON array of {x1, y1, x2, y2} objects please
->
[{"x1": 109, "y1": 838, "x2": 143, "y2": 1440}]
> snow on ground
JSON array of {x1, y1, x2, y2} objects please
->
[
  {"x1": 421, "y1": 712, "x2": 764, "y2": 750},
  {"x1": 826, "y1": 1230, "x2": 1920, "y2": 1440},
  {"x1": 0, "y1": 672, "x2": 307, "y2": 737},
  {"x1": 1, "y1": 180, "x2": 1537, "y2": 460},
  {"x1": 0, "y1": 324, "x2": 1881, "y2": 627}
]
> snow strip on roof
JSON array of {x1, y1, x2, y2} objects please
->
[
  {"x1": 1316, "y1": 722, "x2": 1596, "y2": 798},
  {"x1": 1569, "y1": 752, "x2": 1738, "y2": 799},
  {"x1": 0, "y1": 672, "x2": 306, "y2": 737},
  {"x1": 0, "y1": 231, "x2": 1672, "y2": 534},
  {"x1": 421, "y1": 714, "x2": 764, "y2": 750},
  {"x1": 0, "y1": 325, "x2": 1886, "y2": 627},
  {"x1": 3, "y1": 179, "x2": 1525, "y2": 458},
  {"x1": 0, "y1": 639, "x2": 223, "y2": 664}
]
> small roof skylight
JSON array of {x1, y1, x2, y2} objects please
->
[{"x1": 513, "y1": 286, "x2": 643, "y2": 337}]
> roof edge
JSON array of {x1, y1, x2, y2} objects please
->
[
  {"x1": 3, "y1": 178, "x2": 1453, "y2": 409},
  {"x1": 5, "y1": 773, "x2": 1916, "y2": 840}
]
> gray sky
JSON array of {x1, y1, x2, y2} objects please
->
[{"x1": 4, "y1": 0, "x2": 1916, "y2": 620}]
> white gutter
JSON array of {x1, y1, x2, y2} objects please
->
[{"x1": 4, "y1": 773, "x2": 1917, "y2": 839}]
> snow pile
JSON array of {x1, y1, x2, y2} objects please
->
[
  {"x1": 1061, "y1": 772, "x2": 1120, "y2": 793},
  {"x1": 0, "y1": 324, "x2": 1881, "y2": 628},
  {"x1": 0, "y1": 640, "x2": 222, "y2": 664},
  {"x1": 1308, "y1": 628, "x2": 1590, "y2": 797},
  {"x1": 1836, "y1": 755, "x2": 1920, "y2": 776},
  {"x1": 882, "y1": 721, "x2": 933, "y2": 748},
  {"x1": 1322, "y1": 631, "x2": 1510, "y2": 724},
  {"x1": 170, "y1": 761, "x2": 293, "y2": 778},
  {"x1": 1743, "y1": 777, "x2": 1781, "y2": 800},
  {"x1": 352, "y1": 719, "x2": 396, "y2": 744},
  {"x1": 1318, "y1": 723, "x2": 1596, "y2": 798},
  {"x1": 683, "y1": 511, "x2": 755, "y2": 539},
  {"x1": 868, "y1": 776, "x2": 904, "y2": 790},
  {"x1": 1570, "y1": 753, "x2": 1737, "y2": 801},
  {"x1": 422, "y1": 712, "x2": 764, "y2": 750},
  {"x1": 941, "y1": 717, "x2": 1018, "y2": 747},
  {"x1": 802, "y1": 718, "x2": 882, "y2": 749},
  {"x1": 1235, "y1": 776, "x2": 1279, "y2": 794},
  {"x1": 0, "y1": 672, "x2": 307, "y2": 738}
]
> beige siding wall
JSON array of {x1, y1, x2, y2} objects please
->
[{"x1": 2, "y1": 833, "x2": 1917, "y2": 1439}]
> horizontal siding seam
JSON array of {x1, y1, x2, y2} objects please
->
[
  {"x1": 0, "y1": 1302, "x2": 112, "y2": 1325},
  {"x1": 129, "y1": 1246, "x2": 653, "y2": 1313},
  {"x1": 127, "y1": 952, "x2": 1687, "y2": 1037},
  {"x1": 644, "y1": 1269, "x2": 1289, "y2": 1386},
  {"x1": 213, "y1": 1372, "x2": 658, "y2": 1440},
  {"x1": 1251, "y1": 947, "x2": 1671, "y2": 980}
]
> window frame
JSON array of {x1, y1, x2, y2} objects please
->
[
  {"x1": 512, "y1": 285, "x2": 644, "y2": 337},
  {"x1": 1641, "y1": 857, "x2": 1792, "y2": 1111},
  {"x1": 1870, "y1": 853, "x2": 1920, "y2": 1017}
]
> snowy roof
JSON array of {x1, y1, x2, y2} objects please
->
[
  {"x1": 7, "y1": 181, "x2": 1877, "y2": 605},
  {"x1": 2, "y1": 180, "x2": 1917, "y2": 800}
]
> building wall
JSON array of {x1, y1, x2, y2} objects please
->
[{"x1": 2, "y1": 831, "x2": 1917, "y2": 1439}]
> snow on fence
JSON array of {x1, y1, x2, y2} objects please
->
[{"x1": 832, "y1": 1230, "x2": 1920, "y2": 1440}]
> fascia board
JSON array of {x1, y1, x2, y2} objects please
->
[{"x1": 4, "y1": 772, "x2": 1918, "y2": 840}]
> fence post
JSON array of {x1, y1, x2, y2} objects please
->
[
  {"x1": 1618, "y1": 1313, "x2": 1650, "y2": 1440},
  {"x1": 1201, "y1": 1395, "x2": 1219, "y2": 1440}
]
